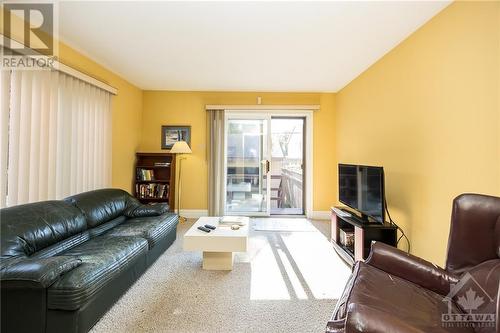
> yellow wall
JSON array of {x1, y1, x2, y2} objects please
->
[
  {"x1": 335, "y1": 1, "x2": 500, "y2": 265},
  {"x1": 140, "y1": 92, "x2": 336, "y2": 211},
  {"x1": 1, "y1": 9, "x2": 143, "y2": 193}
]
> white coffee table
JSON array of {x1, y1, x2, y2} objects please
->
[{"x1": 183, "y1": 217, "x2": 249, "y2": 270}]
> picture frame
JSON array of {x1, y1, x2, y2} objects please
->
[{"x1": 161, "y1": 125, "x2": 191, "y2": 150}]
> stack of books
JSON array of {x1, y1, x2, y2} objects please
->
[
  {"x1": 136, "y1": 183, "x2": 169, "y2": 199},
  {"x1": 157, "y1": 184, "x2": 168, "y2": 198},
  {"x1": 137, "y1": 168, "x2": 155, "y2": 181}
]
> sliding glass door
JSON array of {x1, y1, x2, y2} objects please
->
[
  {"x1": 225, "y1": 114, "x2": 271, "y2": 215},
  {"x1": 270, "y1": 117, "x2": 305, "y2": 215},
  {"x1": 224, "y1": 112, "x2": 309, "y2": 217}
]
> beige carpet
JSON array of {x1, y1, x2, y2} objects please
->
[
  {"x1": 90, "y1": 218, "x2": 351, "y2": 333},
  {"x1": 253, "y1": 218, "x2": 317, "y2": 232}
]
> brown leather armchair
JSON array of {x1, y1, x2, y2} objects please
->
[{"x1": 326, "y1": 193, "x2": 500, "y2": 333}]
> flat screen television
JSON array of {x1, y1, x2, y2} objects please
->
[{"x1": 338, "y1": 164, "x2": 385, "y2": 223}]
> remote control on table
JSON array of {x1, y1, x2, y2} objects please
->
[
  {"x1": 204, "y1": 224, "x2": 216, "y2": 230},
  {"x1": 197, "y1": 226, "x2": 211, "y2": 233}
]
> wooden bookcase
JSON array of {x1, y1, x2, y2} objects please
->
[
  {"x1": 134, "y1": 152, "x2": 176, "y2": 210},
  {"x1": 331, "y1": 206, "x2": 397, "y2": 267}
]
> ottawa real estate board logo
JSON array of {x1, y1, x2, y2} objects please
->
[
  {"x1": 2, "y1": 2, "x2": 57, "y2": 69},
  {"x1": 442, "y1": 272, "x2": 497, "y2": 329}
]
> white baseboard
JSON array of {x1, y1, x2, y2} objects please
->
[
  {"x1": 179, "y1": 209, "x2": 209, "y2": 219},
  {"x1": 310, "y1": 210, "x2": 331, "y2": 220}
]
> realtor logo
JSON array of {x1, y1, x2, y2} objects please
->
[
  {"x1": 2, "y1": 3, "x2": 54, "y2": 55},
  {"x1": 442, "y1": 272, "x2": 496, "y2": 329},
  {"x1": 1, "y1": 2, "x2": 58, "y2": 69}
]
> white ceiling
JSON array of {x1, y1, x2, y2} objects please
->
[{"x1": 58, "y1": 1, "x2": 450, "y2": 92}]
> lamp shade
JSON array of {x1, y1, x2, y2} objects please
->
[{"x1": 170, "y1": 141, "x2": 192, "y2": 154}]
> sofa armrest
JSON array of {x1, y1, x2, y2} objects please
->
[
  {"x1": 0, "y1": 256, "x2": 82, "y2": 288},
  {"x1": 0, "y1": 256, "x2": 79, "y2": 333},
  {"x1": 126, "y1": 203, "x2": 170, "y2": 218},
  {"x1": 365, "y1": 242, "x2": 458, "y2": 296}
]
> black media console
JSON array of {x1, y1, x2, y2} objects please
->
[{"x1": 330, "y1": 206, "x2": 397, "y2": 267}]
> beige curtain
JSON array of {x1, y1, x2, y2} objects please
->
[{"x1": 207, "y1": 109, "x2": 225, "y2": 216}]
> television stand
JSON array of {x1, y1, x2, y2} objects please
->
[{"x1": 331, "y1": 206, "x2": 397, "y2": 267}]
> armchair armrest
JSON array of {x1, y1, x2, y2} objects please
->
[
  {"x1": 0, "y1": 256, "x2": 82, "y2": 288},
  {"x1": 497, "y1": 286, "x2": 500, "y2": 333},
  {"x1": 126, "y1": 203, "x2": 170, "y2": 218},
  {"x1": 325, "y1": 319, "x2": 346, "y2": 333},
  {"x1": 365, "y1": 242, "x2": 458, "y2": 296}
]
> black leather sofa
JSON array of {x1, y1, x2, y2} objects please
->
[{"x1": 0, "y1": 188, "x2": 179, "y2": 333}]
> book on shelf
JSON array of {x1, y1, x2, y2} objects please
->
[
  {"x1": 135, "y1": 183, "x2": 169, "y2": 199},
  {"x1": 136, "y1": 168, "x2": 155, "y2": 181},
  {"x1": 154, "y1": 162, "x2": 171, "y2": 167}
]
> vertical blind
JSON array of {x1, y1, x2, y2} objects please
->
[{"x1": 0, "y1": 69, "x2": 112, "y2": 207}]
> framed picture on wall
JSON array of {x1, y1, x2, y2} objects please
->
[{"x1": 161, "y1": 125, "x2": 191, "y2": 149}]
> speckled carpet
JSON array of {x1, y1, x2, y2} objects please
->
[{"x1": 90, "y1": 218, "x2": 351, "y2": 333}]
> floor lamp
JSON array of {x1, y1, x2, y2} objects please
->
[{"x1": 170, "y1": 141, "x2": 192, "y2": 223}]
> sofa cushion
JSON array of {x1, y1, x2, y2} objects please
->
[
  {"x1": 65, "y1": 189, "x2": 137, "y2": 228},
  {"x1": 335, "y1": 262, "x2": 473, "y2": 333},
  {"x1": 0, "y1": 201, "x2": 86, "y2": 260},
  {"x1": 87, "y1": 216, "x2": 127, "y2": 238},
  {"x1": 47, "y1": 234, "x2": 148, "y2": 310},
  {"x1": 105, "y1": 213, "x2": 178, "y2": 248},
  {"x1": 31, "y1": 232, "x2": 90, "y2": 259},
  {"x1": 125, "y1": 203, "x2": 170, "y2": 218}
]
